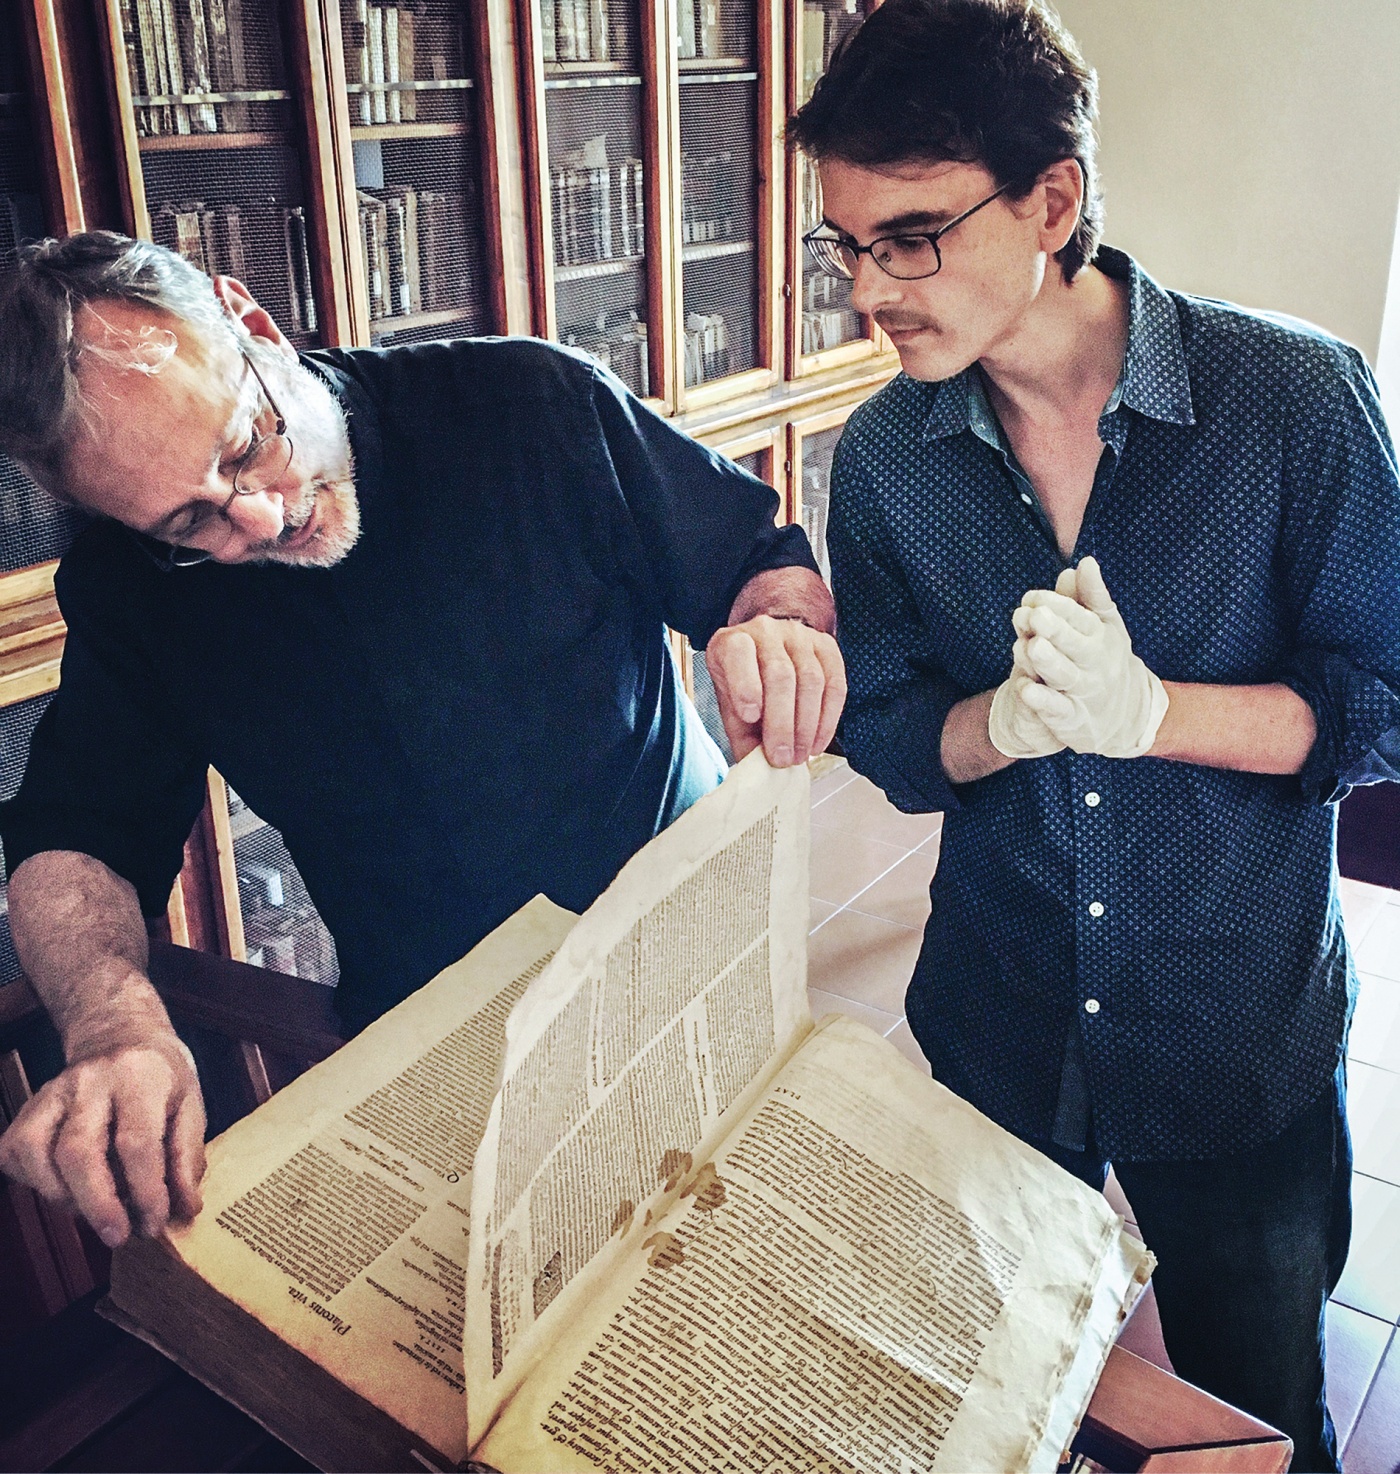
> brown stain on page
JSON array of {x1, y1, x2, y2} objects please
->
[
  {"x1": 611, "y1": 1199, "x2": 636, "y2": 1235},
  {"x1": 658, "y1": 1149, "x2": 692, "y2": 1193},
  {"x1": 643, "y1": 1232, "x2": 685, "y2": 1270},
  {"x1": 681, "y1": 1161, "x2": 727, "y2": 1213}
]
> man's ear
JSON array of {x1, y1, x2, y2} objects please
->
[
  {"x1": 1038, "y1": 158, "x2": 1084, "y2": 256},
  {"x1": 210, "y1": 275, "x2": 298, "y2": 361}
]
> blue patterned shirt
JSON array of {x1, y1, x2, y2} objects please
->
[{"x1": 829, "y1": 246, "x2": 1400, "y2": 1161}]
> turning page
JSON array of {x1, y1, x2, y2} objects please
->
[
  {"x1": 137, "y1": 895, "x2": 576, "y2": 1465},
  {"x1": 479, "y1": 1014, "x2": 1153, "y2": 1474},
  {"x1": 466, "y1": 753, "x2": 812, "y2": 1444}
]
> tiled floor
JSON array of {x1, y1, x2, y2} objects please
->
[{"x1": 804, "y1": 760, "x2": 1400, "y2": 1472}]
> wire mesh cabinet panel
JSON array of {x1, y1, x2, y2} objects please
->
[
  {"x1": 338, "y1": 0, "x2": 495, "y2": 346},
  {"x1": 106, "y1": 0, "x2": 332, "y2": 347},
  {"x1": 674, "y1": 0, "x2": 761, "y2": 396},
  {"x1": 788, "y1": 0, "x2": 871, "y2": 372},
  {"x1": 789, "y1": 402, "x2": 853, "y2": 585},
  {"x1": 224, "y1": 787, "x2": 339, "y2": 984},
  {"x1": 528, "y1": 0, "x2": 656, "y2": 399}
]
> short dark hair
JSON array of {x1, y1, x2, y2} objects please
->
[{"x1": 787, "y1": 0, "x2": 1103, "y2": 281}]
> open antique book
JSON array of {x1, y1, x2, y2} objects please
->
[{"x1": 104, "y1": 753, "x2": 1153, "y2": 1473}]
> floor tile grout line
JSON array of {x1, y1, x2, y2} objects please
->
[
  {"x1": 810, "y1": 839, "x2": 927, "y2": 929},
  {"x1": 1340, "y1": 1321, "x2": 1396, "y2": 1458}
]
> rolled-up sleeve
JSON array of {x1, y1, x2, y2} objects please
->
[
  {"x1": 587, "y1": 362, "x2": 819, "y2": 648},
  {"x1": 1277, "y1": 347, "x2": 1400, "y2": 803},
  {"x1": 828, "y1": 434, "x2": 966, "y2": 814},
  {"x1": 0, "y1": 559, "x2": 208, "y2": 916}
]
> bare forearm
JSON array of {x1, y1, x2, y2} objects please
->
[
  {"x1": 941, "y1": 690, "x2": 1017, "y2": 784},
  {"x1": 8, "y1": 851, "x2": 173, "y2": 1059},
  {"x1": 727, "y1": 566, "x2": 836, "y2": 635},
  {"x1": 1149, "y1": 682, "x2": 1317, "y2": 774}
]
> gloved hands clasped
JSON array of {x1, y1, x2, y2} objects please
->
[{"x1": 988, "y1": 557, "x2": 1169, "y2": 761}]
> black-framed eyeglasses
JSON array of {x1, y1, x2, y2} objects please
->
[
  {"x1": 803, "y1": 182, "x2": 1012, "y2": 282},
  {"x1": 137, "y1": 347, "x2": 295, "y2": 571}
]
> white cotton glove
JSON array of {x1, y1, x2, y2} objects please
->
[
  {"x1": 1013, "y1": 557, "x2": 1169, "y2": 759},
  {"x1": 988, "y1": 624, "x2": 1067, "y2": 760}
]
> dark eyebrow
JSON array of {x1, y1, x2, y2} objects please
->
[{"x1": 821, "y1": 209, "x2": 955, "y2": 240}]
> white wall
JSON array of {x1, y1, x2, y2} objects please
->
[{"x1": 1053, "y1": 0, "x2": 1400, "y2": 367}]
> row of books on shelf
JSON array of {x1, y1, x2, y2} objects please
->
[
  {"x1": 801, "y1": 0, "x2": 859, "y2": 97},
  {"x1": 357, "y1": 186, "x2": 468, "y2": 321},
  {"x1": 681, "y1": 150, "x2": 741, "y2": 245},
  {"x1": 676, "y1": 0, "x2": 728, "y2": 60},
  {"x1": 561, "y1": 309, "x2": 650, "y2": 397},
  {"x1": 151, "y1": 198, "x2": 318, "y2": 335},
  {"x1": 119, "y1": 0, "x2": 266, "y2": 136},
  {"x1": 344, "y1": 1, "x2": 464, "y2": 125},
  {"x1": 551, "y1": 153, "x2": 646, "y2": 266},
  {"x1": 542, "y1": 0, "x2": 619, "y2": 64},
  {"x1": 682, "y1": 308, "x2": 731, "y2": 385},
  {"x1": 802, "y1": 304, "x2": 861, "y2": 354}
]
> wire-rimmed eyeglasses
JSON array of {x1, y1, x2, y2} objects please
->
[
  {"x1": 803, "y1": 182, "x2": 1012, "y2": 282},
  {"x1": 142, "y1": 347, "x2": 294, "y2": 570}
]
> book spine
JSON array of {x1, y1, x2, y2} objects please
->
[
  {"x1": 574, "y1": 0, "x2": 589, "y2": 59},
  {"x1": 158, "y1": 0, "x2": 191, "y2": 132},
  {"x1": 174, "y1": 202, "x2": 208, "y2": 271},
  {"x1": 398, "y1": 9, "x2": 415, "y2": 121},
  {"x1": 401, "y1": 187, "x2": 422, "y2": 312},
  {"x1": 676, "y1": 0, "x2": 696, "y2": 58},
  {"x1": 219, "y1": 203, "x2": 247, "y2": 279},
  {"x1": 698, "y1": 0, "x2": 720, "y2": 58},
  {"x1": 368, "y1": 6, "x2": 387, "y2": 124},
  {"x1": 598, "y1": 163, "x2": 612, "y2": 259},
  {"x1": 350, "y1": 0, "x2": 372, "y2": 123},
  {"x1": 541, "y1": 0, "x2": 555, "y2": 63},
  {"x1": 286, "y1": 206, "x2": 316, "y2": 333},
  {"x1": 385, "y1": 193, "x2": 408, "y2": 315},
  {"x1": 204, "y1": 0, "x2": 246, "y2": 130},
  {"x1": 181, "y1": 0, "x2": 219, "y2": 131},
  {"x1": 557, "y1": 0, "x2": 575, "y2": 61},
  {"x1": 116, "y1": 0, "x2": 147, "y2": 135},
  {"x1": 633, "y1": 159, "x2": 644, "y2": 254},
  {"x1": 589, "y1": 0, "x2": 607, "y2": 62},
  {"x1": 384, "y1": 6, "x2": 401, "y2": 124},
  {"x1": 133, "y1": 0, "x2": 168, "y2": 133}
]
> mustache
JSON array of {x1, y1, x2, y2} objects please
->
[{"x1": 875, "y1": 314, "x2": 936, "y2": 334}]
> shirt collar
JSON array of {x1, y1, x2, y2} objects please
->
[{"x1": 920, "y1": 245, "x2": 1195, "y2": 443}]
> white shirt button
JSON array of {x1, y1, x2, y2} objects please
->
[
  {"x1": 1085, "y1": 792, "x2": 1101, "y2": 807},
  {"x1": 1084, "y1": 999, "x2": 1101, "y2": 1015},
  {"x1": 1088, "y1": 901, "x2": 1105, "y2": 917},
  {"x1": 1020, "y1": 492, "x2": 1034, "y2": 505}
]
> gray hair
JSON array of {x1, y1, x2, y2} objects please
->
[{"x1": 0, "y1": 230, "x2": 237, "y2": 490}]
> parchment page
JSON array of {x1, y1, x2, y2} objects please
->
[
  {"x1": 479, "y1": 1015, "x2": 1152, "y2": 1474},
  {"x1": 157, "y1": 895, "x2": 577, "y2": 1464},
  {"x1": 466, "y1": 753, "x2": 812, "y2": 1444}
]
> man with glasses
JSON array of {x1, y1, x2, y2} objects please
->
[
  {"x1": 0, "y1": 232, "x2": 843, "y2": 1258},
  {"x1": 789, "y1": 0, "x2": 1399, "y2": 1468}
]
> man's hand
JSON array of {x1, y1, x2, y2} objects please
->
[
  {"x1": 0, "y1": 1030, "x2": 206, "y2": 1247},
  {"x1": 988, "y1": 626, "x2": 1066, "y2": 759},
  {"x1": 1014, "y1": 557, "x2": 1169, "y2": 758},
  {"x1": 706, "y1": 614, "x2": 845, "y2": 765}
]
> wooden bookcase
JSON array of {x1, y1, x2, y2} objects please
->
[{"x1": 0, "y1": 0, "x2": 900, "y2": 1126}]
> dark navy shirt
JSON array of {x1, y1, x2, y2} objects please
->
[
  {"x1": 0, "y1": 337, "x2": 815, "y2": 1032},
  {"x1": 829, "y1": 247, "x2": 1400, "y2": 1161}
]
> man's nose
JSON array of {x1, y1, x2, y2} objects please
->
[
  {"x1": 848, "y1": 253, "x2": 903, "y2": 318},
  {"x1": 223, "y1": 486, "x2": 286, "y2": 541}
]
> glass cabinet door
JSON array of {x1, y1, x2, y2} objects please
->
[
  {"x1": 790, "y1": 0, "x2": 870, "y2": 370},
  {"x1": 534, "y1": 0, "x2": 655, "y2": 398},
  {"x1": 789, "y1": 401, "x2": 855, "y2": 585},
  {"x1": 337, "y1": 0, "x2": 495, "y2": 345},
  {"x1": 674, "y1": 0, "x2": 761, "y2": 394},
  {"x1": 107, "y1": 0, "x2": 332, "y2": 346}
]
